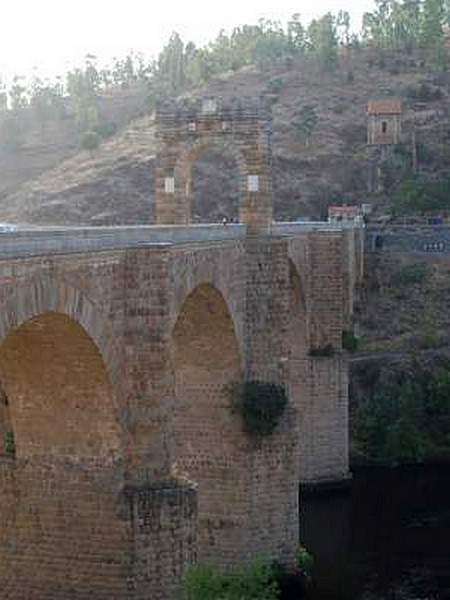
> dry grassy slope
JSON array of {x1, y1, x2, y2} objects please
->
[
  {"x1": 359, "y1": 252, "x2": 450, "y2": 355},
  {"x1": 0, "y1": 51, "x2": 449, "y2": 225}
]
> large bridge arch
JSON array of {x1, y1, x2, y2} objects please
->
[
  {"x1": 170, "y1": 283, "x2": 247, "y2": 563},
  {"x1": 0, "y1": 279, "x2": 130, "y2": 598}
]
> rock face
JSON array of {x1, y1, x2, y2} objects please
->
[{"x1": 1, "y1": 51, "x2": 448, "y2": 226}]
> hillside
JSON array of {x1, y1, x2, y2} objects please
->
[{"x1": 1, "y1": 49, "x2": 449, "y2": 225}]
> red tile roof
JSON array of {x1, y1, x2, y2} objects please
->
[{"x1": 367, "y1": 99, "x2": 403, "y2": 115}]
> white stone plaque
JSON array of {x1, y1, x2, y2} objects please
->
[
  {"x1": 164, "y1": 177, "x2": 175, "y2": 194},
  {"x1": 188, "y1": 122, "x2": 197, "y2": 132},
  {"x1": 202, "y1": 98, "x2": 217, "y2": 114},
  {"x1": 248, "y1": 175, "x2": 259, "y2": 192}
]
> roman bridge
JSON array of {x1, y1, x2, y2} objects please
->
[
  {"x1": 0, "y1": 222, "x2": 363, "y2": 599},
  {"x1": 0, "y1": 97, "x2": 364, "y2": 599}
]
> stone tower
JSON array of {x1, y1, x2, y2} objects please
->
[{"x1": 367, "y1": 98, "x2": 403, "y2": 145}]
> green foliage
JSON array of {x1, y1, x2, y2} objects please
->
[
  {"x1": 232, "y1": 381, "x2": 288, "y2": 436},
  {"x1": 296, "y1": 545, "x2": 315, "y2": 575},
  {"x1": 308, "y1": 13, "x2": 338, "y2": 71},
  {"x1": 395, "y1": 262, "x2": 428, "y2": 285},
  {"x1": 182, "y1": 559, "x2": 280, "y2": 600},
  {"x1": 362, "y1": 0, "x2": 447, "y2": 67},
  {"x1": 421, "y1": 0, "x2": 447, "y2": 68},
  {"x1": 293, "y1": 105, "x2": 318, "y2": 146},
  {"x1": 9, "y1": 75, "x2": 28, "y2": 110},
  {"x1": 353, "y1": 366, "x2": 450, "y2": 466},
  {"x1": 394, "y1": 174, "x2": 450, "y2": 215},
  {"x1": 267, "y1": 78, "x2": 285, "y2": 94},
  {"x1": 4, "y1": 431, "x2": 15, "y2": 458},
  {"x1": 401, "y1": 81, "x2": 443, "y2": 101},
  {"x1": 80, "y1": 131, "x2": 101, "y2": 152},
  {"x1": 342, "y1": 330, "x2": 359, "y2": 353},
  {"x1": 93, "y1": 121, "x2": 118, "y2": 139}
]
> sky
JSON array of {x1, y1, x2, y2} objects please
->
[{"x1": 0, "y1": 0, "x2": 375, "y2": 82}]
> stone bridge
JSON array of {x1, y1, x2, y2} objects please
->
[
  {"x1": 0, "y1": 222, "x2": 363, "y2": 599},
  {"x1": 0, "y1": 97, "x2": 364, "y2": 599}
]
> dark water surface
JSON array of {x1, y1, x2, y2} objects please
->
[{"x1": 299, "y1": 465, "x2": 450, "y2": 600}]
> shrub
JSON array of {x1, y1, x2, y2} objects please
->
[
  {"x1": 232, "y1": 381, "x2": 288, "y2": 436},
  {"x1": 80, "y1": 130, "x2": 101, "y2": 152},
  {"x1": 93, "y1": 121, "x2": 117, "y2": 139},
  {"x1": 352, "y1": 366, "x2": 450, "y2": 466},
  {"x1": 267, "y1": 78, "x2": 284, "y2": 94},
  {"x1": 4, "y1": 431, "x2": 15, "y2": 458},
  {"x1": 401, "y1": 81, "x2": 442, "y2": 102},
  {"x1": 296, "y1": 545, "x2": 314, "y2": 576},
  {"x1": 309, "y1": 344, "x2": 335, "y2": 357},
  {"x1": 395, "y1": 263, "x2": 428, "y2": 285},
  {"x1": 182, "y1": 558, "x2": 280, "y2": 600},
  {"x1": 342, "y1": 330, "x2": 359, "y2": 353}
]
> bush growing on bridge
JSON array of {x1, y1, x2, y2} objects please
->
[
  {"x1": 296, "y1": 544, "x2": 315, "y2": 576},
  {"x1": 182, "y1": 558, "x2": 280, "y2": 600},
  {"x1": 231, "y1": 381, "x2": 288, "y2": 437},
  {"x1": 4, "y1": 431, "x2": 15, "y2": 458},
  {"x1": 342, "y1": 330, "x2": 359, "y2": 353}
]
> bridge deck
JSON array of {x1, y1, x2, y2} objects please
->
[{"x1": 0, "y1": 222, "x2": 349, "y2": 260}]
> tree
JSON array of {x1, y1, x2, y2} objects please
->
[
  {"x1": 9, "y1": 75, "x2": 28, "y2": 110},
  {"x1": 421, "y1": 0, "x2": 446, "y2": 67},
  {"x1": 293, "y1": 105, "x2": 319, "y2": 146},
  {"x1": 337, "y1": 10, "x2": 351, "y2": 46},
  {"x1": 288, "y1": 14, "x2": 306, "y2": 52},
  {"x1": 307, "y1": 13, "x2": 338, "y2": 71},
  {"x1": 67, "y1": 56, "x2": 100, "y2": 132},
  {"x1": 80, "y1": 130, "x2": 101, "y2": 153},
  {"x1": 156, "y1": 32, "x2": 186, "y2": 95}
]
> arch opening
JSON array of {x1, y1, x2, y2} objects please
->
[
  {"x1": 171, "y1": 284, "x2": 245, "y2": 563},
  {"x1": 177, "y1": 139, "x2": 247, "y2": 225},
  {"x1": 0, "y1": 312, "x2": 121, "y2": 463},
  {"x1": 190, "y1": 145, "x2": 241, "y2": 223}
]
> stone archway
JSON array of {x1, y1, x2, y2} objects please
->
[
  {"x1": 170, "y1": 283, "x2": 247, "y2": 564},
  {"x1": 0, "y1": 307, "x2": 128, "y2": 599},
  {"x1": 155, "y1": 97, "x2": 273, "y2": 234},
  {"x1": 180, "y1": 138, "x2": 244, "y2": 224}
]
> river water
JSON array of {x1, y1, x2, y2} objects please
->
[{"x1": 299, "y1": 465, "x2": 450, "y2": 600}]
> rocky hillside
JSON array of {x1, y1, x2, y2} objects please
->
[{"x1": 1, "y1": 49, "x2": 449, "y2": 225}]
